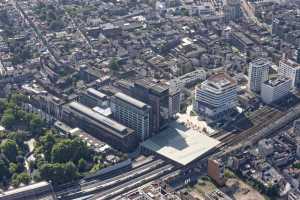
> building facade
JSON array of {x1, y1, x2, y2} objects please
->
[
  {"x1": 261, "y1": 76, "x2": 291, "y2": 104},
  {"x1": 79, "y1": 88, "x2": 109, "y2": 108},
  {"x1": 169, "y1": 90, "x2": 181, "y2": 118},
  {"x1": 169, "y1": 69, "x2": 206, "y2": 92},
  {"x1": 278, "y1": 58, "x2": 300, "y2": 88},
  {"x1": 62, "y1": 101, "x2": 138, "y2": 152},
  {"x1": 111, "y1": 92, "x2": 151, "y2": 141},
  {"x1": 248, "y1": 58, "x2": 270, "y2": 92},
  {"x1": 195, "y1": 73, "x2": 237, "y2": 119},
  {"x1": 133, "y1": 79, "x2": 170, "y2": 134}
]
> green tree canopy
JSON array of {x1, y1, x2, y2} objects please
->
[
  {"x1": 51, "y1": 138, "x2": 89, "y2": 163},
  {"x1": 1, "y1": 139, "x2": 18, "y2": 162},
  {"x1": 0, "y1": 159, "x2": 10, "y2": 181},
  {"x1": 109, "y1": 58, "x2": 120, "y2": 71},
  {"x1": 1, "y1": 111, "x2": 16, "y2": 129},
  {"x1": 39, "y1": 162, "x2": 78, "y2": 185}
]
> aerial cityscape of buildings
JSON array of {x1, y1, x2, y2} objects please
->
[{"x1": 1, "y1": 0, "x2": 300, "y2": 199}]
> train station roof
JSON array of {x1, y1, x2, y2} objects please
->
[{"x1": 141, "y1": 122, "x2": 220, "y2": 166}]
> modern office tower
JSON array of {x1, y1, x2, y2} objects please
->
[
  {"x1": 261, "y1": 75, "x2": 291, "y2": 104},
  {"x1": 248, "y1": 58, "x2": 270, "y2": 92},
  {"x1": 195, "y1": 73, "x2": 237, "y2": 119},
  {"x1": 169, "y1": 89, "x2": 181, "y2": 118},
  {"x1": 278, "y1": 53, "x2": 300, "y2": 88},
  {"x1": 133, "y1": 79, "x2": 170, "y2": 134},
  {"x1": 62, "y1": 102, "x2": 137, "y2": 152},
  {"x1": 111, "y1": 92, "x2": 151, "y2": 141}
]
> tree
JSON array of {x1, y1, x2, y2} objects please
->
[
  {"x1": 0, "y1": 159, "x2": 10, "y2": 181},
  {"x1": 10, "y1": 93, "x2": 27, "y2": 106},
  {"x1": 90, "y1": 163, "x2": 105, "y2": 173},
  {"x1": 8, "y1": 132, "x2": 26, "y2": 146},
  {"x1": 109, "y1": 58, "x2": 120, "y2": 71},
  {"x1": 0, "y1": 99, "x2": 6, "y2": 113},
  {"x1": 78, "y1": 158, "x2": 87, "y2": 172},
  {"x1": 16, "y1": 173, "x2": 31, "y2": 185},
  {"x1": 1, "y1": 139, "x2": 18, "y2": 162},
  {"x1": 9, "y1": 163, "x2": 18, "y2": 174},
  {"x1": 29, "y1": 116, "x2": 45, "y2": 135},
  {"x1": 40, "y1": 132, "x2": 56, "y2": 161},
  {"x1": 1, "y1": 112, "x2": 16, "y2": 129},
  {"x1": 64, "y1": 162, "x2": 78, "y2": 180},
  {"x1": 51, "y1": 138, "x2": 89, "y2": 163},
  {"x1": 39, "y1": 162, "x2": 78, "y2": 185}
]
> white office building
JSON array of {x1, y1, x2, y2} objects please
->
[
  {"x1": 111, "y1": 92, "x2": 151, "y2": 141},
  {"x1": 261, "y1": 76, "x2": 291, "y2": 104},
  {"x1": 169, "y1": 69, "x2": 206, "y2": 92},
  {"x1": 278, "y1": 58, "x2": 300, "y2": 88},
  {"x1": 195, "y1": 73, "x2": 237, "y2": 119},
  {"x1": 248, "y1": 58, "x2": 271, "y2": 92}
]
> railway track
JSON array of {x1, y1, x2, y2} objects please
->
[{"x1": 216, "y1": 107, "x2": 285, "y2": 150}]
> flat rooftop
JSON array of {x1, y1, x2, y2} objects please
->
[
  {"x1": 206, "y1": 73, "x2": 237, "y2": 90},
  {"x1": 114, "y1": 92, "x2": 148, "y2": 109},
  {"x1": 280, "y1": 58, "x2": 300, "y2": 69},
  {"x1": 68, "y1": 102, "x2": 129, "y2": 134},
  {"x1": 264, "y1": 75, "x2": 290, "y2": 87},
  {"x1": 251, "y1": 58, "x2": 271, "y2": 67},
  {"x1": 141, "y1": 122, "x2": 220, "y2": 166}
]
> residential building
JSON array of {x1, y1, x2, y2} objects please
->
[
  {"x1": 278, "y1": 57, "x2": 300, "y2": 88},
  {"x1": 195, "y1": 73, "x2": 237, "y2": 119},
  {"x1": 204, "y1": 189, "x2": 233, "y2": 200},
  {"x1": 62, "y1": 102, "x2": 138, "y2": 152},
  {"x1": 248, "y1": 58, "x2": 271, "y2": 92},
  {"x1": 261, "y1": 75, "x2": 291, "y2": 104},
  {"x1": 111, "y1": 92, "x2": 151, "y2": 141},
  {"x1": 230, "y1": 31, "x2": 254, "y2": 52},
  {"x1": 207, "y1": 159, "x2": 225, "y2": 186}
]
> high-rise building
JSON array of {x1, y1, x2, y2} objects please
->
[
  {"x1": 169, "y1": 89, "x2": 181, "y2": 118},
  {"x1": 278, "y1": 57, "x2": 300, "y2": 88},
  {"x1": 207, "y1": 159, "x2": 225, "y2": 186},
  {"x1": 248, "y1": 58, "x2": 270, "y2": 92},
  {"x1": 261, "y1": 75, "x2": 291, "y2": 104},
  {"x1": 133, "y1": 79, "x2": 169, "y2": 134},
  {"x1": 111, "y1": 92, "x2": 151, "y2": 141},
  {"x1": 223, "y1": 0, "x2": 242, "y2": 23},
  {"x1": 195, "y1": 73, "x2": 237, "y2": 119}
]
